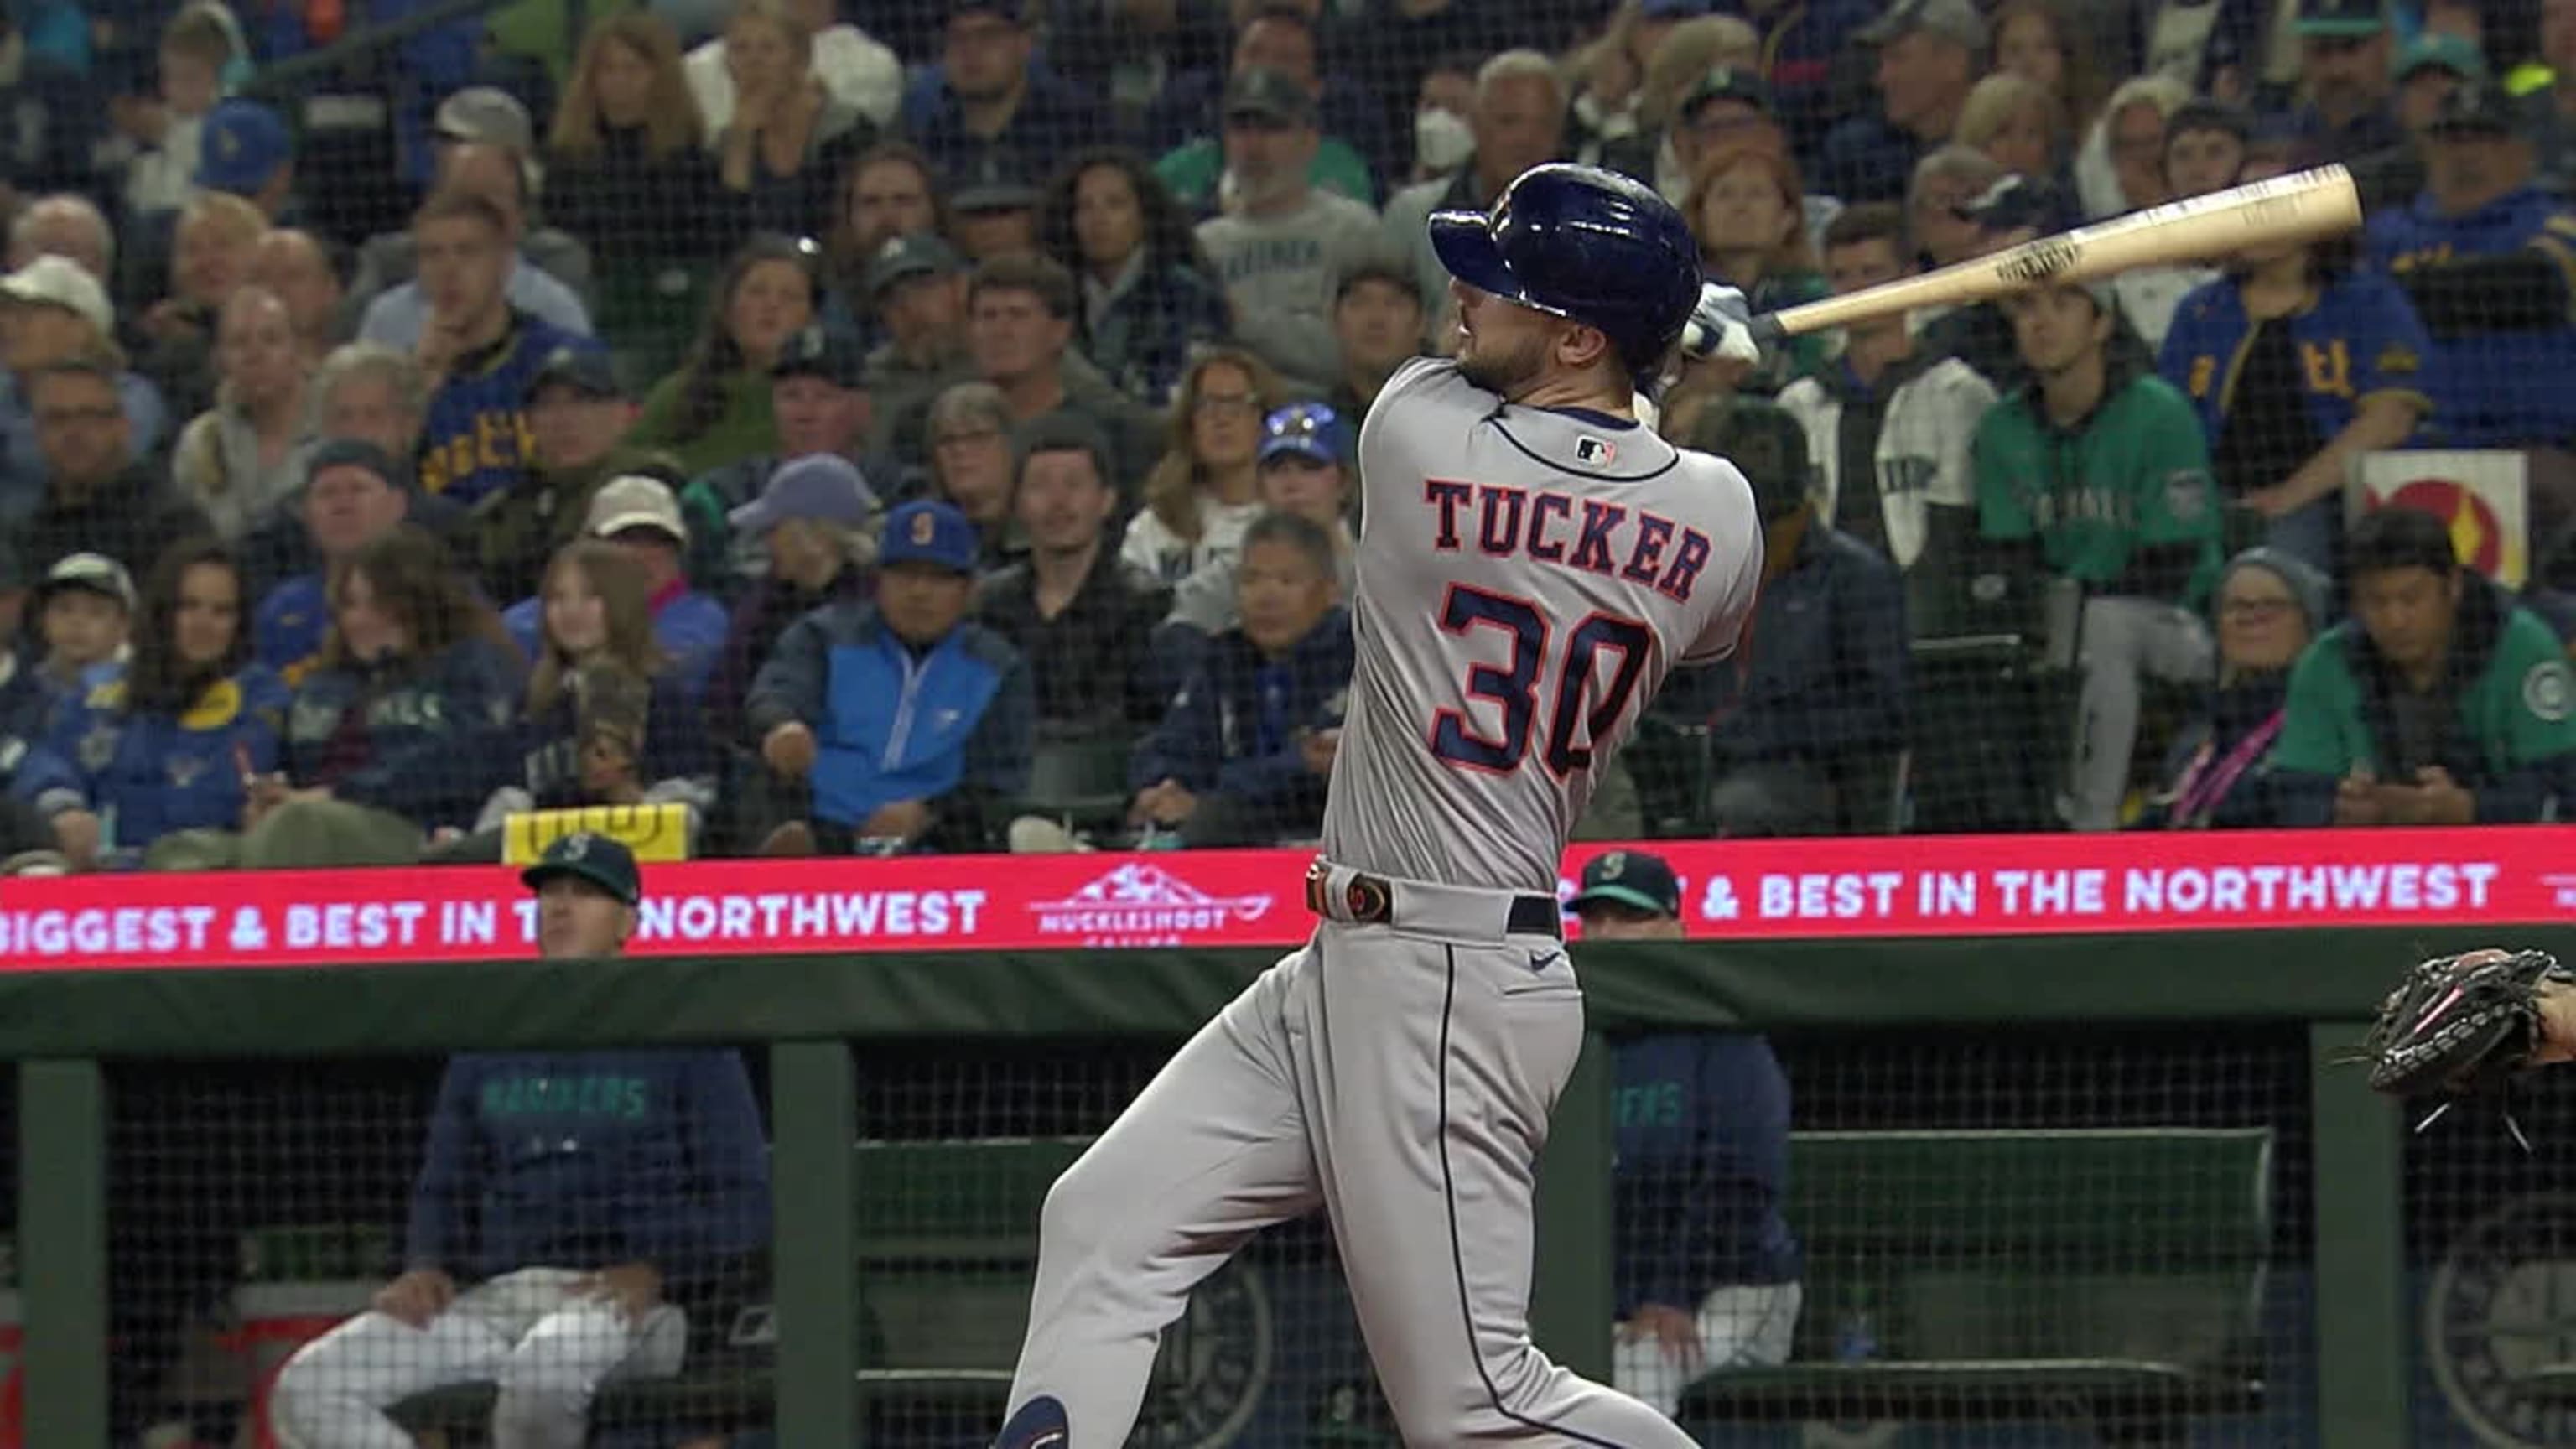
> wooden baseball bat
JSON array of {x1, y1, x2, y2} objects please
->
[{"x1": 1747, "y1": 164, "x2": 2362, "y2": 345}]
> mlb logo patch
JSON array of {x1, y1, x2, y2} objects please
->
[{"x1": 1575, "y1": 436, "x2": 1616, "y2": 467}]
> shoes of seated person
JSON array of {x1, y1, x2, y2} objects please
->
[{"x1": 761, "y1": 821, "x2": 817, "y2": 857}]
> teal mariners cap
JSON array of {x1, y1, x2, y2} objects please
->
[
  {"x1": 1570, "y1": 850, "x2": 1682, "y2": 917},
  {"x1": 521, "y1": 831, "x2": 642, "y2": 906}
]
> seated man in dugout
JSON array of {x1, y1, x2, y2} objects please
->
[{"x1": 271, "y1": 834, "x2": 769, "y2": 1449}]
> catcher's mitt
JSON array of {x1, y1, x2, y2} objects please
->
[{"x1": 2353, "y1": 948, "x2": 2572, "y2": 1142}]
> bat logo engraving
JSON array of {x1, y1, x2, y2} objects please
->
[{"x1": 1995, "y1": 236, "x2": 2080, "y2": 286}]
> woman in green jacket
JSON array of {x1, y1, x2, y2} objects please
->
[{"x1": 633, "y1": 233, "x2": 822, "y2": 475}]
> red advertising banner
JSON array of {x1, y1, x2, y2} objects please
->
[{"x1": 0, "y1": 828, "x2": 2568, "y2": 971}]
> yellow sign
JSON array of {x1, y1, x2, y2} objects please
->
[{"x1": 501, "y1": 803, "x2": 693, "y2": 865}]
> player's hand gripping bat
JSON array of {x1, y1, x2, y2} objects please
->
[{"x1": 1680, "y1": 164, "x2": 2364, "y2": 357}]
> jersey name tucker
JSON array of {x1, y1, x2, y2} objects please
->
[{"x1": 1420, "y1": 478, "x2": 1716, "y2": 604}]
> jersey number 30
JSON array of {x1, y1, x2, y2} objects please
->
[{"x1": 1430, "y1": 584, "x2": 1653, "y2": 776}]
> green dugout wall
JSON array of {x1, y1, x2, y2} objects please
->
[{"x1": 3, "y1": 924, "x2": 2532, "y2": 1446}]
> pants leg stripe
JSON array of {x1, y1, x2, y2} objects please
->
[{"x1": 1436, "y1": 943, "x2": 1640, "y2": 1449}]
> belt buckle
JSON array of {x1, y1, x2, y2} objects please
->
[{"x1": 1304, "y1": 861, "x2": 1393, "y2": 924}]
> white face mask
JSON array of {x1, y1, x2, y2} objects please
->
[{"x1": 1414, "y1": 107, "x2": 1474, "y2": 177}]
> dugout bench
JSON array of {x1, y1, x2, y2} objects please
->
[
  {"x1": 388, "y1": 1126, "x2": 2272, "y2": 1445},
  {"x1": 1678, "y1": 1126, "x2": 2277, "y2": 1445}
]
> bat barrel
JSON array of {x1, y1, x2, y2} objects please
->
[{"x1": 1752, "y1": 164, "x2": 2361, "y2": 340}]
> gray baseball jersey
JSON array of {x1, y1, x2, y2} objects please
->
[
  {"x1": 1322, "y1": 356, "x2": 1766, "y2": 893},
  {"x1": 1000, "y1": 356, "x2": 1763, "y2": 1449}
]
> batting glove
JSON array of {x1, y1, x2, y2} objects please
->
[{"x1": 1679, "y1": 281, "x2": 1765, "y2": 366}]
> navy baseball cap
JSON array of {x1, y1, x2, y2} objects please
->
[
  {"x1": 1570, "y1": 850, "x2": 1682, "y2": 917},
  {"x1": 880, "y1": 498, "x2": 979, "y2": 574},
  {"x1": 527, "y1": 345, "x2": 625, "y2": 402},
  {"x1": 522, "y1": 831, "x2": 641, "y2": 906},
  {"x1": 196, "y1": 100, "x2": 292, "y2": 195},
  {"x1": 731, "y1": 454, "x2": 880, "y2": 537},
  {"x1": 773, "y1": 328, "x2": 867, "y2": 388},
  {"x1": 2426, "y1": 78, "x2": 2519, "y2": 137},
  {"x1": 1258, "y1": 402, "x2": 1353, "y2": 468}
]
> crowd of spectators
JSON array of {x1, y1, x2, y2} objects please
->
[{"x1": 8, "y1": 0, "x2": 2576, "y2": 874}]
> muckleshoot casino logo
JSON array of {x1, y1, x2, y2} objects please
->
[{"x1": 2430, "y1": 1193, "x2": 2576, "y2": 1446}]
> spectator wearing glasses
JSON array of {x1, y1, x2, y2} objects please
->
[
  {"x1": 0, "y1": 256, "x2": 169, "y2": 532},
  {"x1": 2142, "y1": 548, "x2": 2327, "y2": 829},
  {"x1": 18, "y1": 356, "x2": 211, "y2": 582},
  {"x1": 1124, "y1": 350, "x2": 1281, "y2": 585},
  {"x1": 917, "y1": 382, "x2": 1026, "y2": 570},
  {"x1": 2272, "y1": 504, "x2": 2576, "y2": 826}
]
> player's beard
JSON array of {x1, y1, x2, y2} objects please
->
[{"x1": 1456, "y1": 330, "x2": 1550, "y2": 398}]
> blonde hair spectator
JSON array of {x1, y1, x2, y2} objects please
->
[
  {"x1": 2081, "y1": 74, "x2": 2194, "y2": 217},
  {"x1": 1956, "y1": 70, "x2": 2064, "y2": 179}
]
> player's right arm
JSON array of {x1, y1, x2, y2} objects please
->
[{"x1": 393, "y1": 1059, "x2": 484, "y2": 1316}]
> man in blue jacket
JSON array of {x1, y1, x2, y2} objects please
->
[
  {"x1": 1129, "y1": 511, "x2": 1352, "y2": 847},
  {"x1": 747, "y1": 498, "x2": 1035, "y2": 854},
  {"x1": 273, "y1": 833, "x2": 770, "y2": 1449},
  {"x1": 1574, "y1": 849, "x2": 1802, "y2": 1420}
]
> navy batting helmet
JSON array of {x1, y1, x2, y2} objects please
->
[{"x1": 1427, "y1": 163, "x2": 1703, "y2": 382}]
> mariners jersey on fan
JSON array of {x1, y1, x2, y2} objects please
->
[
  {"x1": 1319, "y1": 358, "x2": 1764, "y2": 895},
  {"x1": 2367, "y1": 185, "x2": 2576, "y2": 447},
  {"x1": 2158, "y1": 270, "x2": 2433, "y2": 448},
  {"x1": 417, "y1": 314, "x2": 601, "y2": 506}
]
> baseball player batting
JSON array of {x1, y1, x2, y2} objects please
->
[{"x1": 995, "y1": 162, "x2": 1764, "y2": 1449}]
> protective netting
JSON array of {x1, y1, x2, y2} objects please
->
[
  {"x1": 6, "y1": 0, "x2": 2576, "y2": 866},
  {"x1": 66, "y1": 1027, "x2": 2324, "y2": 1445}
]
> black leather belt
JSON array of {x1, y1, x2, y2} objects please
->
[{"x1": 1305, "y1": 864, "x2": 1564, "y2": 940}]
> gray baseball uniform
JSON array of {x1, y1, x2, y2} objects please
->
[{"x1": 1001, "y1": 357, "x2": 1763, "y2": 1446}]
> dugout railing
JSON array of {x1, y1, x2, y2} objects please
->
[{"x1": 0, "y1": 924, "x2": 2485, "y2": 1447}]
